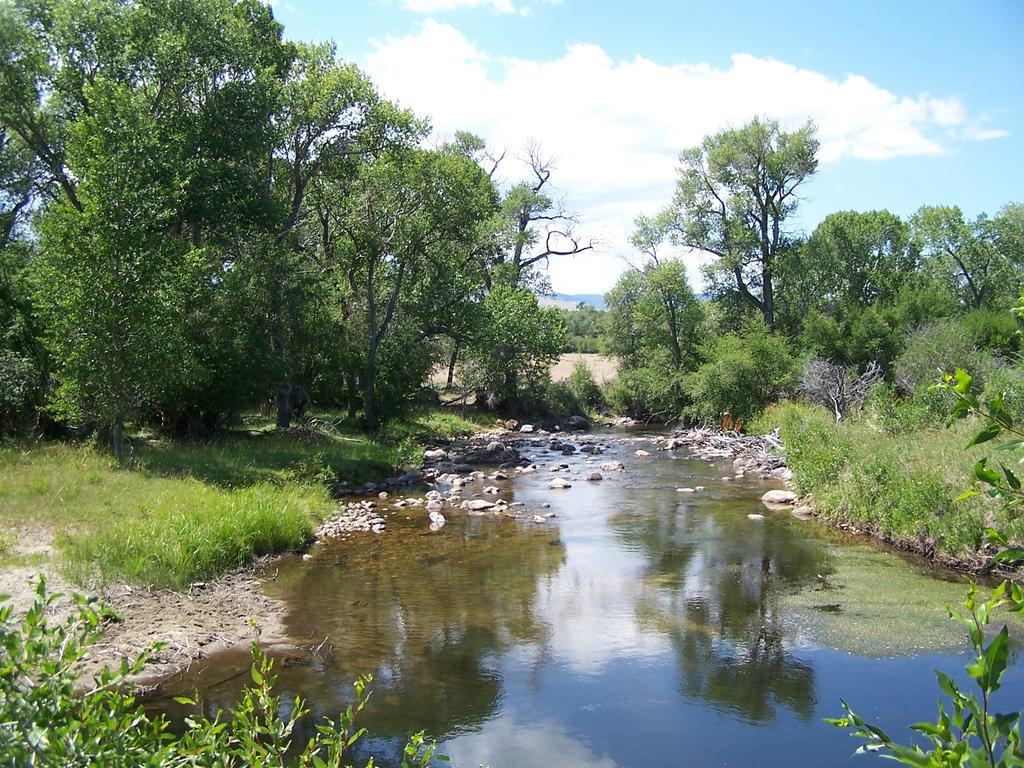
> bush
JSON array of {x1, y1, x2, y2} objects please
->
[
  {"x1": 684, "y1": 325, "x2": 797, "y2": 427},
  {"x1": 602, "y1": 355, "x2": 686, "y2": 421},
  {"x1": 894, "y1": 319, "x2": 995, "y2": 396},
  {"x1": 567, "y1": 360, "x2": 606, "y2": 412},
  {"x1": 0, "y1": 351, "x2": 38, "y2": 432},
  {"x1": 0, "y1": 580, "x2": 439, "y2": 767}
]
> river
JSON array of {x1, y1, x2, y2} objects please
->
[{"x1": 153, "y1": 429, "x2": 1024, "y2": 767}]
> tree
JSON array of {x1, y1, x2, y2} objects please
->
[
  {"x1": 797, "y1": 358, "x2": 882, "y2": 422},
  {"x1": 327, "y1": 148, "x2": 497, "y2": 431},
  {"x1": 484, "y1": 141, "x2": 593, "y2": 291},
  {"x1": 34, "y1": 80, "x2": 193, "y2": 458},
  {"x1": 778, "y1": 209, "x2": 916, "y2": 326},
  {"x1": 264, "y1": 42, "x2": 421, "y2": 428},
  {"x1": 3, "y1": 0, "x2": 294, "y2": 456},
  {"x1": 604, "y1": 253, "x2": 704, "y2": 420},
  {"x1": 463, "y1": 285, "x2": 565, "y2": 409},
  {"x1": 911, "y1": 205, "x2": 1019, "y2": 310},
  {"x1": 660, "y1": 117, "x2": 818, "y2": 329}
]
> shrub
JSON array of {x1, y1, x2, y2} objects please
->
[
  {"x1": 567, "y1": 360, "x2": 606, "y2": 412},
  {"x1": 894, "y1": 319, "x2": 994, "y2": 396},
  {"x1": 601, "y1": 357, "x2": 685, "y2": 421},
  {"x1": 0, "y1": 351, "x2": 38, "y2": 432},
  {"x1": 684, "y1": 325, "x2": 797, "y2": 427}
]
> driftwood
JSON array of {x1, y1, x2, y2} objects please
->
[{"x1": 665, "y1": 427, "x2": 786, "y2": 471}]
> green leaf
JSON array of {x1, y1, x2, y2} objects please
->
[
  {"x1": 992, "y1": 548, "x2": 1024, "y2": 566},
  {"x1": 974, "y1": 459, "x2": 1001, "y2": 486},
  {"x1": 966, "y1": 423, "x2": 1002, "y2": 448}
]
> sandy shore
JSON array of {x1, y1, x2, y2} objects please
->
[{"x1": 0, "y1": 526, "x2": 295, "y2": 686}]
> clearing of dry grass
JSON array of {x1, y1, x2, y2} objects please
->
[{"x1": 550, "y1": 353, "x2": 617, "y2": 383}]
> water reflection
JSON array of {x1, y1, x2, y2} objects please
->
[{"x1": 153, "y1": 436, "x2": 1017, "y2": 768}]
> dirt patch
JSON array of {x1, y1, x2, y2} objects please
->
[{"x1": 0, "y1": 526, "x2": 295, "y2": 686}]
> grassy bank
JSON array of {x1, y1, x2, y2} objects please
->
[
  {"x1": 0, "y1": 408, "x2": 496, "y2": 589},
  {"x1": 754, "y1": 402, "x2": 1024, "y2": 565}
]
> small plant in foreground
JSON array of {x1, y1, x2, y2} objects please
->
[
  {"x1": 829, "y1": 305, "x2": 1024, "y2": 766},
  {"x1": 827, "y1": 581, "x2": 1023, "y2": 766},
  {"x1": 0, "y1": 578, "x2": 442, "y2": 767}
]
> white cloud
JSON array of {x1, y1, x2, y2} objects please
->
[
  {"x1": 399, "y1": 0, "x2": 561, "y2": 15},
  {"x1": 363, "y1": 21, "x2": 1005, "y2": 293}
]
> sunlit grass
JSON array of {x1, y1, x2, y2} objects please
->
[
  {"x1": 0, "y1": 407, "x2": 493, "y2": 589},
  {"x1": 756, "y1": 402, "x2": 1023, "y2": 557}
]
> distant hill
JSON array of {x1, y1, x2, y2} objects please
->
[{"x1": 538, "y1": 292, "x2": 606, "y2": 310}]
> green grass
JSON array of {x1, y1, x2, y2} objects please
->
[
  {"x1": 754, "y1": 402, "x2": 1024, "y2": 560},
  {"x1": 0, "y1": 407, "x2": 494, "y2": 589}
]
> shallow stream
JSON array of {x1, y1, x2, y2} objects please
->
[{"x1": 153, "y1": 430, "x2": 1024, "y2": 767}]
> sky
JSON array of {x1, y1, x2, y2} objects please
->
[{"x1": 268, "y1": 0, "x2": 1024, "y2": 294}]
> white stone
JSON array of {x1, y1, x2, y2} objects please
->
[
  {"x1": 761, "y1": 489, "x2": 798, "y2": 507},
  {"x1": 549, "y1": 477, "x2": 573, "y2": 489}
]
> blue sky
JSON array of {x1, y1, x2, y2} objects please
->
[{"x1": 270, "y1": 0, "x2": 1023, "y2": 293}]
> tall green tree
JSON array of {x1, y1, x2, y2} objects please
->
[
  {"x1": 659, "y1": 117, "x2": 819, "y2": 329},
  {"x1": 911, "y1": 204, "x2": 1020, "y2": 310},
  {"x1": 325, "y1": 147, "x2": 497, "y2": 431},
  {"x1": 1, "y1": 0, "x2": 293, "y2": 456}
]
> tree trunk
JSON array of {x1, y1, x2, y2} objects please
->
[
  {"x1": 275, "y1": 380, "x2": 292, "y2": 430},
  {"x1": 364, "y1": 343, "x2": 378, "y2": 433},
  {"x1": 112, "y1": 418, "x2": 125, "y2": 463},
  {"x1": 446, "y1": 344, "x2": 460, "y2": 389},
  {"x1": 761, "y1": 265, "x2": 775, "y2": 330}
]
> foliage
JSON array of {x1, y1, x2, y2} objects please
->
[
  {"x1": 463, "y1": 284, "x2": 566, "y2": 408},
  {"x1": 567, "y1": 359, "x2": 605, "y2": 412},
  {"x1": 559, "y1": 304, "x2": 607, "y2": 353},
  {"x1": 603, "y1": 258, "x2": 703, "y2": 419},
  {"x1": 683, "y1": 323, "x2": 797, "y2": 427},
  {"x1": 0, "y1": 351, "x2": 37, "y2": 430},
  {"x1": 659, "y1": 117, "x2": 819, "y2": 328},
  {"x1": 911, "y1": 205, "x2": 1021, "y2": 310},
  {"x1": 0, "y1": 579, "x2": 441, "y2": 766}
]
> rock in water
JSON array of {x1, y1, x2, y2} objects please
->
[
  {"x1": 549, "y1": 477, "x2": 573, "y2": 489},
  {"x1": 635, "y1": 449, "x2": 650, "y2": 457},
  {"x1": 600, "y1": 461, "x2": 625, "y2": 472},
  {"x1": 676, "y1": 487, "x2": 695, "y2": 493},
  {"x1": 585, "y1": 471, "x2": 603, "y2": 481},
  {"x1": 761, "y1": 489, "x2": 798, "y2": 507},
  {"x1": 463, "y1": 499, "x2": 495, "y2": 511},
  {"x1": 747, "y1": 513, "x2": 765, "y2": 521},
  {"x1": 791, "y1": 505, "x2": 814, "y2": 520},
  {"x1": 520, "y1": 424, "x2": 535, "y2": 433}
]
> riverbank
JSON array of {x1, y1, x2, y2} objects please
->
[
  {"x1": 0, "y1": 408, "x2": 498, "y2": 679},
  {"x1": 752, "y1": 402, "x2": 1024, "y2": 577}
]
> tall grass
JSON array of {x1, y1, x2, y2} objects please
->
[
  {"x1": 754, "y1": 402, "x2": 1024, "y2": 559},
  {"x1": 0, "y1": 407, "x2": 493, "y2": 589},
  {"x1": 0, "y1": 445, "x2": 333, "y2": 589},
  {"x1": 61, "y1": 483, "x2": 325, "y2": 589}
]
